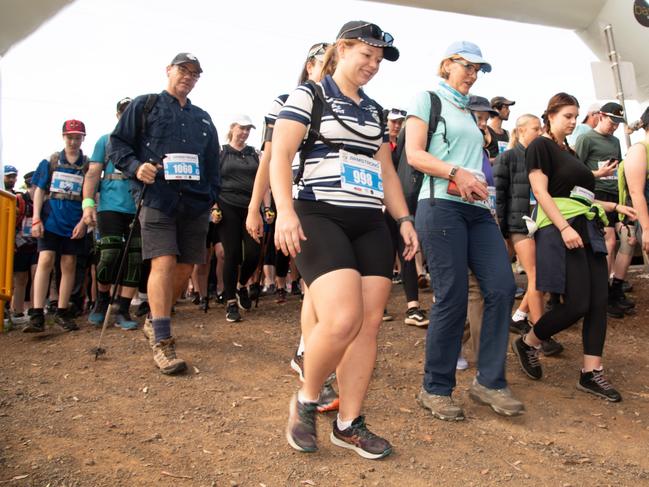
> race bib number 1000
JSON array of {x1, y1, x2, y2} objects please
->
[
  {"x1": 339, "y1": 150, "x2": 384, "y2": 198},
  {"x1": 50, "y1": 171, "x2": 83, "y2": 195},
  {"x1": 163, "y1": 153, "x2": 200, "y2": 181}
]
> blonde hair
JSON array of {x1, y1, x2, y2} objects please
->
[
  {"x1": 226, "y1": 123, "x2": 238, "y2": 143},
  {"x1": 437, "y1": 56, "x2": 461, "y2": 80},
  {"x1": 508, "y1": 114, "x2": 540, "y2": 150},
  {"x1": 320, "y1": 39, "x2": 358, "y2": 78}
]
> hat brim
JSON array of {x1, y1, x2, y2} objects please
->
[
  {"x1": 468, "y1": 105, "x2": 498, "y2": 115},
  {"x1": 387, "y1": 113, "x2": 406, "y2": 121},
  {"x1": 357, "y1": 39, "x2": 399, "y2": 61},
  {"x1": 603, "y1": 113, "x2": 625, "y2": 124},
  {"x1": 458, "y1": 53, "x2": 492, "y2": 73},
  {"x1": 63, "y1": 131, "x2": 86, "y2": 135}
]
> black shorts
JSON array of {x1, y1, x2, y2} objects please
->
[
  {"x1": 37, "y1": 230, "x2": 87, "y2": 255},
  {"x1": 293, "y1": 200, "x2": 393, "y2": 286},
  {"x1": 14, "y1": 251, "x2": 38, "y2": 272},
  {"x1": 97, "y1": 210, "x2": 139, "y2": 239},
  {"x1": 594, "y1": 190, "x2": 618, "y2": 227},
  {"x1": 206, "y1": 222, "x2": 221, "y2": 247}
]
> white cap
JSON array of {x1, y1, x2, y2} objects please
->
[{"x1": 231, "y1": 114, "x2": 256, "y2": 129}]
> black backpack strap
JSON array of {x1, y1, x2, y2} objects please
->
[
  {"x1": 294, "y1": 81, "x2": 343, "y2": 184},
  {"x1": 141, "y1": 94, "x2": 159, "y2": 136},
  {"x1": 426, "y1": 91, "x2": 444, "y2": 202}
]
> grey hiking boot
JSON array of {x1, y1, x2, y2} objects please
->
[
  {"x1": 142, "y1": 316, "x2": 155, "y2": 347},
  {"x1": 416, "y1": 387, "x2": 465, "y2": 421},
  {"x1": 468, "y1": 379, "x2": 525, "y2": 416},
  {"x1": 152, "y1": 337, "x2": 187, "y2": 375}
]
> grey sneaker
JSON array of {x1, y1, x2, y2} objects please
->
[
  {"x1": 468, "y1": 379, "x2": 525, "y2": 416},
  {"x1": 142, "y1": 316, "x2": 155, "y2": 347},
  {"x1": 152, "y1": 337, "x2": 187, "y2": 375},
  {"x1": 286, "y1": 393, "x2": 318, "y2": 452},
  {"x1": 416, "y1": 388, "x2": 464, "y2": 421}
]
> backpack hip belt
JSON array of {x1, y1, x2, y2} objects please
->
[
  {"x1": 49, "y1": 192, "x2": 82, "y2": 202},
  {"x1": 103, "y1": 173, "x2": 127, "y2": 181}
]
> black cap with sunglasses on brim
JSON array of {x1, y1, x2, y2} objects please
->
[
  {"x1": 336, "y1": 21, "x2": 399, "y2": 62},
  {"x1": 468, "y1": 96, "x2": 499, "y2": 116},
  {"x1": 386, "y1": 108, "x2": 407, "y2": 120},
  {"x1": 599, "y1": 102, "x2": 626, "y2": 124}
]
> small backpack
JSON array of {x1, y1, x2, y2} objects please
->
[
  {"x1": 394, "y1": 92, "x2": 444, "y2": 211},
  {"x1": 617, "y1": 141, "x2": 649, "y2": 218}
]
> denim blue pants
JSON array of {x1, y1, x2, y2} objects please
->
[{"x1": 416, "y1": 199, "x2": 515, "y2": 395}]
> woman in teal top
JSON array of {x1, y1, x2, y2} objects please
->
[{"x1": 405, "y1": 41, "x2": 523, "y2": 420}]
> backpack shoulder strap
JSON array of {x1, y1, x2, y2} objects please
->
[
  {"x1": 294, "y1": 81, "x2": 326, "y2": 184},
  {"x1": 141, "y1": 93, "x2": 159, "y2": 136},
  {"x1": 426, "y1": 91, "x2": 443, "y2": 148}
]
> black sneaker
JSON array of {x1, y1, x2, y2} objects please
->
[
  {"x1": 286, "y1": 394, "x2": 318, "y2": 452},
  {"x1": 330, "y1": 416, "x2": 392, "y2": 460},
  {"x1": 404, "y1": 307, "x2": 429, "y2": 327},
  {"x1": 291, "y1": 280, "x2": 301, "y2": 296},
  {"x1": 135, "y1": 300, "x2": 150, "y2": 317},
  {"x1": 511, "y1": 336, "x2": 542, "y2": 380},
  {"x1": 46, "y1": 300, "x2": 58, "y2": 315},
  {"x1": 216, "y1": 293, "x2": 225, "y2": 305},
  {"x1": 191, "y1": 291, "x2": 200, "y2": 305},
  {"x1": 509, "y1": 318, "x2": 529, "y2": 335},
  {"x1": 577, "y1": 369, "x2": 622, "y2": 402},
  {"x1": 226, "y1": 302, "x2": 241, "y2": 322},
  {"x1": 382, "y1": 309, "x2": 393, "y2": 322},
  {"x1": 276, "y1": 288, "x2": 287, "y2": 304},
  {"x1": 290, "y1": 352, "x2": 304, "y2": 381},
  {"x1": 607, "y1": 302, "x2": 624, "y2": 319},
  {"x1": 53, "y1": 309, "x2": 79, "y2": 332},
  {"x1": 236, "y1": 287, "x2": 252, "y2": 310},
  {"x1": 22, "y1": 310, "x2": 45, "y2": 333},
  {"x1": 249, "y1": 283, "x2": 261, "y2": 302},
  {"x1": 198, "y1": 297, "x2": 209, "y2": 313},
  {"x1": 540, "y1": 337, "x2": 564, "y2": 356},
  {"x1": 623, "y1": 280, "x2": 633, "y2": 293}
]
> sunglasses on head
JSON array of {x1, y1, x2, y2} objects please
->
[
  {"x1": 338, "y1": 23, "x2": 394, "y2": 46},
  {"x1": 308, "y1": 43, "x2": 330, "y2": 59},
  {"x1": 390, "y1": 108, "x2": 406, "y2": 117}
]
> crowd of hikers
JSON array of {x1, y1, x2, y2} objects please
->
[{"x1": 3, "y1": 19, "x2": 649, "y2": 460}]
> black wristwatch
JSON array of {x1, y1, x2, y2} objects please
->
[{"x1": 396, "y1": 215, "x2": 415, "y2": 226}]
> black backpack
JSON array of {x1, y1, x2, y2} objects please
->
[
  {"x1": 294, "y1": 80, "x2": 385, "y2": 185},
  {"x1": 394, "y1": 91, "x2": 443, "y2": 212}
]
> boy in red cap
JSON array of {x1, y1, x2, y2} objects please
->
[{"x1": 23, "y1": 120, "x2": 89, "y2": 333}]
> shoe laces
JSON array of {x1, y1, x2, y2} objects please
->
[
  {"x1": 159, "y1": 339, "x2": 177, "y2": 358},
  {"x1": 591, "y1": 370, "x2": 612, "y2": 390},
  {"x1": 348, "y1": 417, "x2": 377, "y2": 440},
  {"x1": 525, "y1": 346, "x2": 541, "y2": 368}
]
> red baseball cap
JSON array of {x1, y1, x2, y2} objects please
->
[{"x1": 62, "y1": 119, "x2": 86, "y2": 135}]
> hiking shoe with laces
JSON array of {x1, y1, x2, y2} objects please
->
[
  {"x1": 135, "y1": 300, "x2": 150, "y2": 317},
  {"x1": 22, "y1": 310, "x2": 45, "y2": 333},
  {"x1": 468, "y1": 379, "x2": 525, "y2": 416},
  {"x1": 142, "y1": 316, "x2": 155, "y2": 347},
  {"x1": 416, "y1": 388, "x2": 464, "y2": 421},
  {"x1": 330, "y1": 416, "x2": 392, "y2": 460},
  {"x1": 512, "y1": 336, "x2": 542, "y2": 380},
  {"x1": 226, "y1": 302, "x2": 241, "y2": 323},
  {"x1": 237, "y1": 287, "x2": 252, "y2": 310},
  {"x1": 286, "y1": 393, "x2": 318, "y2": 452},
  {"x1": 404, "y1": 307, "x2": 429, "y2": 327},
  {"x1": 53, "y1": 309, "x2": 79, "y2": 331},
  {"x1": 290, "y1": 352, "x2": 304, "y2": 381},
  {"x1": 317, "y1": 383, "x2": 339, "y2": 413},
  {"x1": 577, "y1": 369, "x2": 622, "y2": 402},
  {"x1": 276, "y1": 288, "x2": 287, "y2": 304},
  {"x1": 114, "y1": 312, "x2": 138, "y2": 331},
  {"x1": 152, "y1": 337, "x2": 187, "y2": 375},
  {"x1": 540, "y1": 337, "x2": 564, "y2": 356}
]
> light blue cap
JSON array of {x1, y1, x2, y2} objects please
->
[{"x1": 443, "y1": 41, "x2": 492, "y2": 73}]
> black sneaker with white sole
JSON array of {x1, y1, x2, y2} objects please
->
[
  {"x1": 226, "y1": 302, "x2": 241, "y2": 323},
  {"x1": 540, "y1": 337, "x2": 564, "y2": 356},
  {"x1": 509, "y1": 318, "x2": 529, "y2": 335},
  {"x1": 404, "y1": 307, "x2": 429, "y2": 327},
  {"x1": 512, "y1": 335, "x2": 542, "y2": 380},
  {"x1": 286, "y1": 394, "x2": 318, "y2": 452},
  {"x1": 577, "y1": 369, "x2": 622, "y2": 402},
  {"x1": 330, "y1": 416, "x2": 392, "y2": 460}
]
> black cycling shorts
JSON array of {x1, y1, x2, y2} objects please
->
[{"x1": 293, "y1": 200, "x2": 393, "y2": 286}]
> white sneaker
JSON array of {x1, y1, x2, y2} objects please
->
[{"x1": 456, "y1": 356, "x2": 469, "y2": 370}]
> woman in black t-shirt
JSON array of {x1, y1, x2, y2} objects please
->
[{"x1": 512, "y1": 93, "x2": 635, "y2": 402}]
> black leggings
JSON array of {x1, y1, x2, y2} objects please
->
[
  {"x1": 219, "y1": 200, "x2": 261, "y2": 300},
  {"x1": 385, "y1": 212, "x2": 419, "y2": 303},
  {"x1": 534, "y1": 245, "x2": 608, "y2": 356},
  {"x1": 262, "y1": 224, "x2": 290, "y2": 278}
]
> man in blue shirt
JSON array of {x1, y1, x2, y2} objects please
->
[
  {"x1": 82, "y1": 97, "x2": 140, "y2": 331},
  {"x1": 109, "y1": 53, "x2": 220, "y2": 375},
  {"x1": 23, "y1": 120, "x2": 89, "y2": 333}
]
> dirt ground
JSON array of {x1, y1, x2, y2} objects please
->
[{"x1": 1, "y1": 269, "x2": 649, "y2": 487}]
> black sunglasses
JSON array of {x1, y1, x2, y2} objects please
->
[
  {"x1": 390, "y1": 108, "x2": 406, "y2": 116},
  {"x1": 338, "y1": 23, "x2": 394, "y2": 46},
  {"x1": 308, "y1": 42, "x2": 330, "y2": 59}
]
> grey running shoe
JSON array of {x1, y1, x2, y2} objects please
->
[
  {"x1": 468, "y1": 379, "x2": 525, "y2": 416},
  {"x1": 316, "y1": 383, "x2": 339, "y2": 413},
  {"x1": 577, "y1": 369, "x2": 622, "y2": 402},
  {"x1": 416, "y1": 388, "x2": 465, "y2": 421},
  {"x1": 226, "y1": 302, "x2": 242, "y2": 323},
  {"x1": 142, "y1": 316, "x2": 155, "y2": 347},
  {"x1": 286, "y1": 393, "x2": 318, "y2": 452},
  {"x1": 330, "y1": 416, "x2": 392, "y2": 460},
  {"x1": 512, "y1": 335, "x2": 542, "y2": 380},
  {"x1": 152, "y1": 337, "x2": 187, "y2": 375}
]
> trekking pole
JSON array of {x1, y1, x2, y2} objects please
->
[
  {"x1": 254, "y1": 227, "x2": 273, "y2": 308},
  {"x1": 91, "y1": 185, "x2": 147, "y2": 359}
]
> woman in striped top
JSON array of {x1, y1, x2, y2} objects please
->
[{"x1": 271, "y1": 21, "x2": 417, "y2": 460}]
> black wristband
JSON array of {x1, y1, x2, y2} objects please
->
[{"x1": 396, "y1": 215, "x2": 415, "y2": 226}]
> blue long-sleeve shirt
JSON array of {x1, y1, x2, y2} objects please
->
[{"x1": 109, "y1": 90, "x2": 220, "y2": 215}]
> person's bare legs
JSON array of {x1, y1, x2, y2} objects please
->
[
  {"x1": 33, "y1": 251, "x2": 55, "y2": 309},
  {"x1": 149, "y1": 255, "x2": 176, "y2": 318},
  {"x1": 11, "y1": 271, "x2": 28, "y2": 314},
  {"x1": 514, "y1": 238, "x2": 543, "y2": 323}
]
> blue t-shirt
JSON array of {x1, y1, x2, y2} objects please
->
[
  {"x1": 90, "y1": 134, "x2": 136, "y2": 214},
  {"x1": 407, "y1": 90, "x2": 486, "y2": 207},
  {"x1": 32, "y1": 151, "x2": 85, "y2": 237}
]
